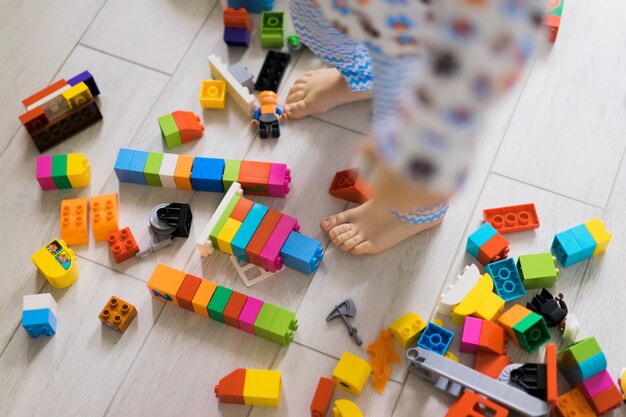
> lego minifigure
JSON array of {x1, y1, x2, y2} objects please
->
[{"x1": 251, "y1": 91, "x2": 287, "y2": 139}]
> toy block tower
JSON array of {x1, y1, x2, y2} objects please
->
[
  {"x1": 157, "y1": 111, "x2": 204, "y2": 148},
  {"x1": 22, "y1": 293, "x2": 57, "y2": 337},
  {"x1": 466, "y1": 223, "x2": 510, "y2": 266},
  {"x1": 223, "y1": 7, "x2": 252, "y2": 47},
  {"x1": 497, "y1": 305, "x2": 550, "y2": 353},
  {"x1": 552, "y1": 218, "x2": 612, "y2": 267}
]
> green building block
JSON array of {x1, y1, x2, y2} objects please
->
[
  {"x1": 51, "y1": 154, "x2": 72, "y2": 189},
  {"x1": 558, "y1": 337, "x2": 603, "y2": 368},
  {"x1": 144, "y1": 152, "x2": 164, "y2": 186},
  {"x1": 157, "y1": 113, "x2": 182, "y2": 148},
  {"x1": 260, "y1": 12, "x2": 284, "y2": 48},
  {"x1": 512, "y1": 311, "x2": 550, "y2": 352},
  {"x1": 268, "y1": 308, "x2": 298, "y2": 345},
  {"x1": 253, "y1": 303, "x2": 279, "y2": 341},
  {"x1": 210, "y1": 193, "x2": 241, "y2": 250},
  {"x1": 207, "y1": 286, "x2": 233, "y2": 323},
  {"x1": 223, "y1": 159, "x2": 242, "y2": 191},
  {"x1": 517, "y1": 253, "x2": 559, "y2": 289}
]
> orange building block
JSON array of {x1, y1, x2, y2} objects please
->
[
  {"x1": 239, "y1": 161, "x2": 272, "y2": 195},
  {"x1": 588, "y1": 385, "x2": 622, "y2": 415},
  {"x1": 497, "y1": 305, "x2": 531, "y2": 347},
  {"x1": 147, "y1": 263, "x2": 186, "y2": 306},
  {"x1": 60, "y1": 198, "x2": 89, "y2": 245},
  {"x1": 230, "y1": 197, "x2": 254, "y2": 222},
  {"x1": 477, "y1": 234, "x2": 510, "y2": 265},
  {"x1": 310, "y1": 377, "x2": 335, "y2": 417},
  {"x1": 19, "y1": 107, "x2": 48, "y2": 133},
  {"x1": 224, "y1": 7, "x2": 253, "y2": 30},
  {"x1": 22, "y1": 79, "x2": 68, "y2": 108},
  {"x1": 98, "y1": 296, "x2": 137, "y2": 334},
  {"x1": 328, "y1": 168, "x2": 372, "y2": 204},
  {"x1": 474, "y1": 351, "x2": 511, "y2": 379},
  {"x1": 223, "y1": 291, "x2": 248, "y2": 328},
  {"x1": 367, "y1": 329, "x2": 400, "y2": 394},
  {"x1": 191, "y1": 279, "x2": 217, "y2": 316},
  {"x1": 176, "y1": 274, "x2": 202, "y2": 311},
  {"x1": 172, "y1": 110, "x2": 204, "y2": 143},
  {"x1": 546, "y1": 344, "x2": 558, "y2": 410},
  {"x1": 446, "y1": 391, "x2": 509, "y2": 417},
  {"x1": 174, "y1": 155, "x2": 194, "y2": 190},
  {"x1": 478, "y1": 319, "x2": 505, "y2": 355},
  {"x1": 215, "y1": 368, "x2": 246, "y2": 404},
  {"x1": 91, "y1": 193, "x2": 119, "y2": 242},
  {"x1": 106, "y1": 227, "x2": 139, "y2": 263},
  {"x1": 245, "y1": 208, "x2": 282, "y2": 266},
  {"x1": 556, "y1": 388, "x2": 597, "y2": 417}
]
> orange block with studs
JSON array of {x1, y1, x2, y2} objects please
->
[
  {"x1": 477, "y1": 234, "x2": 510, "y2": 265},
  {"x1": 91, "y1": 193, "x2": 119, "y2": 242},
  {"x1": 446, "y1": 391, "x2": 509, "y2": 417},
  {"x1": 474, "y1": 351, "x2": 511, "y2": 379},
  {"x1": 172, "y1": 110, "x2": 204, "y2": 143},
  {"x1": 367, "y1": 329, "x2": 400, "y2": 394},
  {"x1": 214, "y1": 368, "x2": 246, "y2": 404},
  {"x1": 60, "y1": 198, "x2": 89, "y2": 245},
  {"x1": 224, "y1": 7, "x2": 253, "y2": 30},
  {"x1": 98, "y1": 296, "x2": 137, "y2": 334},
  {"x1": 555, "y1": 388, "x2": 597, "y2": 417},
  {"x1": 106, "y1": 227, "x2": 139, "y2": 263},
  {"x1": 176, "y1": 274, "x2": 203, "y2": 311}
]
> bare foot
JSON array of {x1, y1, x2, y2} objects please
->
[
  {"x1": 320, "y1": 200, "x2": 445, "y2": 255},
  {"x1": 285, "y1": 68, "x2": 372, "y2": 119}
]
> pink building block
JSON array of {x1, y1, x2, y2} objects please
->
[
  {"x1": 577, "y1": 370, "x2": 615, "y2": 398},
  {"x1": 460, "y1": 316, "x2": 483, "y2": 354},
  {"x1": 267, "y1": 163, "x2": 291, "y2": 197},
  {"x1": 238, "y1": 297, "x2": 264, "y2": 334},
  {"x1": 36, "y1": 155, "x2": 56, "y2": 190},
  {"x1": 259, "y1": 215, "x2": 300, "y2": 272}
]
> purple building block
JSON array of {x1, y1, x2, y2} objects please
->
[
  {"x1": 67, "y1": 70, "x2": 100, "y2": 97},
  {"x1": 36, "y1": 155, "x2": 56, "y2": 190},
  {"x1": 268, "y1": 163, "x2": 290, "y2": 197},
  {"x1": 577, "y1": 370, "x2": 615, "y2": 398},
  {"x1": 460, "y1": 316, "x2": 482, "y2": 354},
  {"x1": 224, "y1": 27, "x2": 250, "y2": 47}
]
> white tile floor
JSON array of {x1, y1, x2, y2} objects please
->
[{"x1": 1, "y1": 0, "x2": 626, "y2": 416}]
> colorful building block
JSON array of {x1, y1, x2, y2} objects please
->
[
  {"x1": 172, "y1": 110, "x2": 204, "y2": 143},
  {"x1": 216, "y1": 218, "x2": 243, "y2": 255},
  {"x1": 260, "y1": 11, "x2": 284, "y2": 48},
  {"x1": 215, "y1": 368, "x2": 246, "y2": 404},
  {"x1": 460, "y1": 316, "x2": 483, "y2": 354},
  {"x1": 127, "y1": 149, "x2": 149, "y2": 185},
  {"x1": 36, "y1": 155, "x2": 56, "y2": 190},
  {"x1": 158, "y1": 152, "x2": 178, "y2": 188},
  {"x1": 587, "y1": 384, "x2": 622, "y2": 415},
  {"x1": 545, "y1": 0, "x2": 564, "y2": 43},
  {"x1": 224, "y1": 7, "x2": 253, "y2": 30},
  {"x1": 367, "y1": 329, "x2": 400, "y2": 393},
  {"x1": 227, "y1": 0, "x2": 273, "y2": 13},
  {"x1": 238, "y1": 297, "x2": 264, "y2": 334},
  {"x1": 224, "y1": 27, "x2": 251, "y2": 47},
  {"x1": 255, "y1": 50, "x2": 290, "y2": 92},
  {"x1": 253, "y1": 302, "x2": 278, "y2": 340},
  {"x1": 497, "y1": 305, "x2": 550, "y2": 352},
  {"x1": 418, "y1": 322, "x2": 454, "y2": 355},
  {"x1": 22, "y1": 293, "x2": 57, "y2": 338},
  {"x1": 144, "y1": 152, "x2": 164, "y2": 186},
  {"x1": 66, "y1": 153, "x2": 91, "y2": 188},
  {"x1": 245, "y1": 208, "x2": 282, "y2": 266},
  {"x1": 190, "y1": 157, "x2": 225, "y2": 192},
  {"x1": 438, "y1": 264, "x2": 481, "y2": 316},
  {"x1": 584, "y1": 219, "x2": 611, "y2": 255},
  {"x1": 478, "y1": 319, "x2": 506, "y2": 355},
  {"x1": 229, "y1": 63, "x2": 255, "y2": 91},
  {"x1": 552, "y1": 219, "x2": 612, "y2": 267},
  {"x1": 174, "y1": 154, "x2": 194, "y2": 190},
  {"x1": 239, "y1": 161, "x2": 272, "y2": 195},
  {"x1": 232, "y1": 202, "x2": 268, "y2": 261},
  {"x1": 578, "y1": 370, "x2": 615, "y2": 399},
  {"x1": 67, "y1": 70, "x2": 100, "y2": 97},
  {"x1": 105, "y1": 227, "x2": 139, "y2": 263},
  {"x1": 451, "y1": 273, "x2": 504, "y2": 325},
  {"x1": 333, "y1": 400, "x2": 363, "y2": 417},
  {"x1": 478, "y1": 233, "x2": 510, "y2": 266},
  {"x1": 467, "y1": 223, "x2": 497, "y2": 258},
  {"x1": 209, "y1": 54, "x2": 255, "y2": 116},
  {"x1": 310, "y1": 377, "x2": 334, "y2": 417},
  {"x1": 333, "y1": 351, "x2": 372, "y2": 394},
  {"x1": 279, "y1": 231, "x2": 324, "y2": 274},
  {"x1": 208, "y1": 286, "x2": 233, "y2": 323},
  {"x1": 23, "y1": 79, "x2": 69, "y2": 109},
  {"x1": 223, "y1": 159, "x2": 242, "y2": 191},
  {"x1": 485, "y1": 258, "x2": 526, "y2": 302},
  {"x1": 230, "y1": 197, "x2": 254, "y2": 222},
  {"x1": 200, "y1": 80, "x2": 226, "y2": 109},
  {"x1": 474, "y1": 351, "x2": 511, "y2": 379},
  {"x1": 517, "y1": 253, "x2": 559, "y2": 289},
  {"x1": 191, "y1": 279, "x2": 217, "y2": 317},
  {"x1": 62, "y1": 82, "x2": 93, "y2": 108},
  {"x1": 559, "y1": 337, "x2": 604, "y2": 368},
  {"x1": 176, "y1": 274, "x2": 202, "y2": 311},
  {"x1": 197, "y1": 182, "x2": 243, "y2": 256},
  {"x1": 259, "y1": 215, "x2": 299, "y2": 271},
  {"x1": 268, "y1": 307, "x2": 298, "y2": 345},
  {"x1": 147, "y1": 263, "x2": 187, "y2": 306},
  {"x1": 90, "y1": 193, "x2": 119, "y2": 242},
  {"x1": 328, "y1": 168, "x2": 372, "y2": 204},
  {"x1": 243, "y1": 369, "x2": 281, "y2": 407},
  {"x1": 388, "y1": 312, "x2": 426, "y2": 350},
  {"x1": 114, "y1": 147, "x2": 134, "y2": 183},
  {"x1": 157, "y1": 113, "x2": 182, "y2": 148},
  {"x1": 556, "y1": 388, "x2": 597, "y2": 417},
  {"x1": 31, "y1": 238, "x2": 78, "y2": 288},
  {"x1": 268, "y1": 163, "x2": 291, "y2": 197},
  {"x1": 446, "y1": 391, "x2": 509, "y2": 417},
  {"x1": 223, "y1": 291, "x2": 248, "y2": 328},
  {"x1": 60, "y1": 198, "x2": 89, "y2": 245},
  {"x1": 210, "y1": 193, "x2": 242, "y2": 250},
  {"x1": 51, "y1": 154, "x2": 71, "y2": 189},
  {"x1": 98, "y1": 296, "x2": 137, "y2": 334}
]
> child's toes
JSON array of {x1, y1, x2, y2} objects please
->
[
  {"x1": 333, "y1": 229, "x2": 357, "y2": 246},
  {"x1": 287, "y1": 89, "x2": 305, "y2": 104},
  {"x1": 285, "y1": 101, "x2": 308, "y2": 119},
  {"x1": 351, "y1": 241, "x2": 374, "y2": 255},
  {"x1": 340, "y1": 234, "x2": 364, "y2": 251},
  {"x1": 328, "y1": 223, "x2": 351, "y2": 239}
]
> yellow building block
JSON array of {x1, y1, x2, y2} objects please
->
[
  {"x1": 584, "y1": 218, "x2": 612, "y2": 256},
  {"x1": 91, "y1": 193, "x2": 119, "y2": 242},
  {"x1": 243, "y1": 369, "x2": 281, "y2": 407},
  {"x1": 31, "y1": 238, "x2": 78, "y2": 288},
  {"x1": 200, "y1": 80, "x2": 226, "y2": 109},
  {"x1": 333, "y1": 399, "x2": 363, "y2": 417},
  {"x1": 388, "y1": 312, "x2": 426, "y2": 350},
  {"x1": 62, "y1": 82, "x2": 93, "y2": 108},
  {"x1": 191, "y1": 280, "x2": 217, "y2": 316},
  {"x1": 66, "y1": 153, "x2": 91, "y2": 188},
  {"x1": 452, "y1": 273, "x2": 504, "y2": 325},
  {"x1": 444, "y1": 351, "x2": 459, "y2": 362},
  {"x1": 147, "y1": 263, "x2": 186, "y2": 307},
  {"x1": 497, "y1": 304, "x2": 532, "y2": 346},
  {"x1": 333, "y1": 352, "x2": 372, "y2": 394},
  {"x1": 216, "y1": 218, "x2": 242, "y2": 255}
]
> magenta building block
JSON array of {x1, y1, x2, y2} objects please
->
[
  {"x1": 577, "y1": 370, "x2": 615, "y2": 398},
  {"x1": 239, "y1": 297, "x2": 264, "y2": 334},
  {"x1": 267, "y1": 163, "x2": 291, "y2": 197},
  {"x1": 36, "y1": 155, "x2": 56, "y2": 190},
  {"x1": 460, "y1": 316, "x2": 483, "y2": 354},
  {"x1": 259, "y1": 215, "x2": 300, "y2": 272}
]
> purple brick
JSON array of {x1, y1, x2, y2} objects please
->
[
  {"x1": 268, "y1": 163, "x2": 290, "y2": 197},
  {"x1": 36, "y1": 155, "x2": 56, "y2": 190},
  {"x1": 67, "y1": 70, "x2": 100, "y2": 97},
  {"x1": 224, "y1": 27, "x2": 250, "y2": 47}
]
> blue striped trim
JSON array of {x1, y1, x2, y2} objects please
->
[{"x1": 391, "y1": 202, "x2": 448, "y2": 224}]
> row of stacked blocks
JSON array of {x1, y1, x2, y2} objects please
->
[
  {"x1": 197, "y1": 182, "x2": 323, "y2": 274},
  {"x1": 19, "y1": 71, "x2": 102, "y2": 152},
  {"x1": 552, "y1": 218, "x2": 612, "y2": 267},
  {"x1": 114, "y1": 148, "x2": 291, "y2": 197},
  {"x1": 223, "y1": 8, "x2": 253, "y2": 47},
  {"x1": 148, "y1": 264, "x2": 297, "y2": 345},
  {"x1": 36, "y1": 153, "x2": 90, "y2": 190}
]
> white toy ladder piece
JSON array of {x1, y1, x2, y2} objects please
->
[
  {"x1": 208, "y1": 55, "x2": 256, "y2": 116},
  {"x1": 196, "y1": 182, "x2": 243, "y2": 257},
  {"x1": 230, "y1": 256, "x2": 284, "y2": 287}
]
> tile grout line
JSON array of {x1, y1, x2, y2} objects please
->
[{"x1": 78, "y1": 43, "x2": 173, "y2": 77}]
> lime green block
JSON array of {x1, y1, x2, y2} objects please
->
[
  {"x1": 209, "y1": 193, "x2": 241, "y2": 250},
  {"x1": 253, "y1": 303, "x2": 278, "y2": 341},
  {"x1": 51, "y1": 154, "x2": 72, "y2": 189},
  {"x1": 144, "y1": 152, "x2": 164, "y2": 186},
  {"x1": 512, "y1": 312, "x2": 550, "y2": 352},
  {"x1": 207, "y1": 286, "x2": 233, "y2": 323},
  {"x1": 517, "y1": 253, "x2": 559, "y2": 289},
  {"x1": 558, "y1": 337, "x2": 603, "y2": 368},
  {"x1": 158, "y1": 114, "x2": 182, "y2": 148},
  {"x1": 223, "y1": 159, "x2": 242, "y2": 191},
  {"x1": 268, "y1": 308, "x2": 298, "y2": 345}
]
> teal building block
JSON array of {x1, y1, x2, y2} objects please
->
[
  {"x1": 114, "y1": 148, "x2": 134, "y2": 182},
  {"x1": 466, "y1": 223, "x2": 497, "y2": 258},
  {"x1": 280, "y1": 231, "x2": 323, "y2": 274},
  {"x1": 560, "y1": 352, "x2": 607, "y2": 385},
  {"x1": 22, "y1": 308, "x2": 57, "y2": 337},
  {"x1": 253, "y1": 303, "x2": 278, "y2": 341},
  {"x1": 144, "y1": 152, "x2": 164, "y2": 186},
  {"x1": 268, "y1": 308, "x2": 298, "y2": 345},
  {"x1": 485, "y1": 258, "x2": 526, "y2": 302},
  {"x1": 208, "y1": 286, "x2": 233, "y2": 323},
  {"x1": 570, "y1": 224, "x2": 597, "y2": 261},
  {"x1": 552, "y1": 229, "x2": 584, "y2": 267},
  {"x1": 232, "y1": 203, "x2": 268, "y2": 261},
  {"x1": 128, "y1": 150, "x2": 149, "y2": 185},
  {"x1": 260, "y1": 12, "x2": 284, "y2": 48},
  {"x1": 417, "y1": 322, "x2": 454, "y2": 355},
  {"x1": 51, "y1": 154, "x2": 72, "y2": 189}
]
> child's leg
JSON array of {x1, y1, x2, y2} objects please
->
[{"x1": 285, "y1": 0, "x2": 373, "y2": 119}]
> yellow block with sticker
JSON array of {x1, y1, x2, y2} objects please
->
[
  {"x1": 333, "y1": 399, "x2": 363, "y2": 417},
  {"x1": 452, "y1": 273, "x2": 504, "y2": 325},
  {"x1": 62, "y1": 82, "x2": 93, "y2": 108},
  {"x1": 389, "y1": 312, "x2": 426, "y2": 350},
  {"x1": 31, "y1": 238, "x2": 78, "y2": 288},
  {"x1": 216, "y1": 217, "x2": 242, "y2": 255},
  {"x1": 243, "y1": 369, "x2": 281, "y2": 407},
  {"x1": 333, "y1": 351, "x2": 372, "y2": 394},
  {"x1": 66, "y1": 153, "x2": 91, "y2": 188},
  {"x1": 584, "y1": 218, "x2": 612, "y2": 255}
]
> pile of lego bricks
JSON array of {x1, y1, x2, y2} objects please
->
[
  {"x1": 19, "y1": 71, "x2": 102, "y2": 152},
  {"x1": 114, "y1": 147, "x2": 291, "y2": 197},
  {"x1": 36, "y1": 153, "x2": 90, "y2": 190},
  {"x1": 197, "y1": 182, "x2": 323, "y2": 275},
  {"x1": 147, "y1": 263, "x2": 297, "y2": 345}
]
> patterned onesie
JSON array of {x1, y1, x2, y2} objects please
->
[{"x1": 291, "y1": 0, "x2": 544, "y2": 223}]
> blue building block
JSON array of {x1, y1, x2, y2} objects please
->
[
  {"x1": 570, "y1": 224, "x2": 596, "y2": 260},
  {"x1": 466, "y1": 223, "x2": 497, "y2": 258},
  {"x1": 485, "y1": 258, "x2": 526, "y2": 302},
  {"x1": 231, "y1": 203, "x2": 268, "y2": 261},
  {"x1": 114, "y1": 148, "x2": 134, "y2": 182},
  {"x1": 67, "y1": 70, "x2": 100, "y2": 97},
  {"x1": 22, "y1": 309, "x2": 57, "y2": 337},
  {"x1": 417, "y1": 322, "x2": 454, "y2": 355},
  {"x1": 552, "y1": 229, "x2": 584, "y2": 267},
  {"x1": 280, "y1": 231, "x2": 323, "y2": 274},
  {"x1": 127, "y1": 150, "x2": 149, "y2": 185},
  {"x1": 190, "y1": 157, "x2": 225, "y2": 192},
  {"x1": 224, "y1": 27, "x2": 250, "y2": 47},
  {"x1": 559, "y1": 351, "x2": 607, "y2": 385},
  {"x1": 227, "y1": 0, "x2": 273, "y2": 14}
]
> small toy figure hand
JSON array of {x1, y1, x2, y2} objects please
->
[
  {"x1": 251, "y1": 119, "x2": 259, "y2": 126},
  {"x1": 279, "y1": 113, "x2": 288, "y2": 121}
]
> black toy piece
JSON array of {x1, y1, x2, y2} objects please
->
[
  {"x1": 526, "y1": 289, "x2": 568, "y2": 327},
  {"x1": 510, "y1": 364, "x2": 548, "y2": 400},
  {"x1": 255, "y1": 51, "x2": 290, "y2": 92},
  {"x1": 156, "y1": 203, "x2": 193, "y2": 238}
]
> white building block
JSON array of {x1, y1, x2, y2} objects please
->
[
  {"x1": 208, "y1": 55, "x2": 255, "y2": 116},
  {"x1": 438, "y1": 264, "x2": 481, "y2": 316},
  {"x1": 159, "y1": 152, "x2": 178, "y2": 189},
  {"x1": 23, "y1": 293, "x2": 58, "y2": 316}
]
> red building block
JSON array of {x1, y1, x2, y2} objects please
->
[
  {"x1": 477, "y1": 234, "x2": 510, "y2": 266},
  {"x1": 106, "y1": 227, "x2": 139, "y2": 263},
  {"x1": 224, "y1": 7, "x2": 253, "y2": 31},
  {"x1": 223, "y1": 291, "x2": 248, "y2": 328},
  {"x1": 172, "y1": 110, "x2": 204, "y2": 143},
  {"x1": 483, "y1": 204, "x2": 540, "y2": 234},
  {"x1": 22, "y1": 79, "x2": 68, "y2": 108},
  {"x1": 446, "y1": 391, "x2": 509, "y2": 417},
  {"x1": 215, "y1": 368, "x2": 246, "y2": 404},
  {"x1": 310, "y1": 377, "x2": 334, "y2": 417},
  {"x1": 230, "y1": 197, "x2": 254, "y2": 222},
  {"x1": 588, "y1": 384, "x2": 622, "y2": 415},
  {"x1": 546, "y1": 344, "x2": 558, "y2": 410},
  {"x1": 239, "y1": 161, "x2": 272, "y2": 195},
  {"x1": 176, "y1": 274, "x2": 202, "y2": 311},
  {"x1": 19, "y1": 107, "x2": 49, "y2": 133},
  {"x1": 474, "y1": 351, "x2": 511, "y2": 379},
  {"x1": 328, "y1": 168, "x2": 372, "y2": 204},
  {"x1": 246, "y1": 209, "x2": 282, "y2": 266}
]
